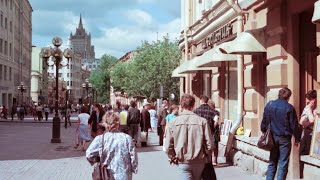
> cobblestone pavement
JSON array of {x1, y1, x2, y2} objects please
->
[{"x1": 0, "y1": 122, "x2": 263, "y2": 180}]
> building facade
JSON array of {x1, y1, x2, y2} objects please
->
[
  {"x1": 69, "y1": 15, "x2": 95, "y2": 60},
  {"x1": 0, "y1": 0, "x2": 32, "y2": 108},
  {"x1": 30, "y1": 46, "x2": 44, "y2": 104},
  {"x1": 175, "y1": 0, "x2": 320, "y2": 178},
  {"x1": 47, "y1": 53, "x2": 83, "y2": 105},
  {"x1": 82, "y1": 58, "x2": 100, "y2": 71}
]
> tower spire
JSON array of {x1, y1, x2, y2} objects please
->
[{"x1": 79, "y1": 14, "x2": 83, "y2": 29}]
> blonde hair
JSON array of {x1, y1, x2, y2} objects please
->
[{"x1": 101, "y1": 113, "x2": 120, "y2": 132}]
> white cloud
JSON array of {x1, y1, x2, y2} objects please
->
[
  {"x1": 137, "y1": 0, "x2": 155, "y2": 3},
  {"x1": 125, "y1": 9, "x2": 153, "y2": 26},
  {"x1": 92, "y1": 18, "x2": 181, "y2": 58}
]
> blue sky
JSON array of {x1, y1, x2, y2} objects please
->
[{"x1": 29, "y1": 0, "x2": 181, "y2": 58}]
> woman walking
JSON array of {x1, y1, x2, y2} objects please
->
[
  {"x1": 86, "y1": 113, "x2": 138, "y2": 180},
  {"x1": 74, "y1": 106, "x2": 91, "y2": 151},
  {"x1": 148, "y1": 105, "x2": 158, "y2": 132},
  {"x1": 88, "y1": 104, "x2": 105, "y2": 138}
]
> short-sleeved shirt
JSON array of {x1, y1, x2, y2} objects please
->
[
  {"x1": 301, "y1": 107, "x2": 318, "y2": 131},
  {"x1": 119, "y1": 111, "x2": 128, "y2": 125},
  {"x1": 166, "y1": 114, "x2": 177, "y2": 122},
  {"x1": 78, "y1": 113, "x2": 90, "y2": 125}
]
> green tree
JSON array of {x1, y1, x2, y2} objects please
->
[
  {"x1": 111, "y1": 37, "x2": 181, "y2": 101},
  {"x1": 89, "y1": 54, "x2": 118, "y2": 103}
]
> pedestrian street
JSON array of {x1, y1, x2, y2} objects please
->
[{"x1": 0, "y1": 119, "x2": 263, "y2": 180}]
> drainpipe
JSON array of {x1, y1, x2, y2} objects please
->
[
  {"x1": 184, "y1": 0, "x2": 190, "y2": 94},
  {"x1": 227, "y1": 0, "x2": 244, "y2": 135},
  {"x1": 224, "y1": 0, "x2": 244, "y2": 157}
]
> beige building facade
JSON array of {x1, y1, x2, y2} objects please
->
[
  {"x1": 175, "y1": 0, "x2": 320, "y2": 178},
  {"x1": 0, "y1": 0, "x2": 32, "y2": 107}
]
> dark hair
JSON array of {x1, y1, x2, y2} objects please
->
[
  {"x1": 180, "y1": 94, "x2": 195, "y2": 110},
  {"x1": 124, "y1": 104, "x2": 129, "y2": 111},
  {"x1": 81, "y1": 106, "x2": 88, "y2": 113},
  {"x1": 200, "y1": 95, "x2": 209, "y2": 103},
  {"x1": 169, "y1": 104, "x2": 179, "y2": 114},
  {"x1": 130, "y1": 100, "x2": 136, "y2": 108},
  {"x1": 278, "y1": 87, "x2": 292, "y2": 101},
  {"x1": 305, "y1": 90, "x2": 317, "y2": 100},
  {"x1": 94, "y1": 104, "x2": 103, "y2": 112}
]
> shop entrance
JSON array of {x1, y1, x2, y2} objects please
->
[{"x1": 299, "y1": 8, "x2": 319, "y2": 112}]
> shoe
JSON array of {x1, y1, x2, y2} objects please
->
[{"x1": 73, "y1": 144, "x2": 79, "y2": 149}]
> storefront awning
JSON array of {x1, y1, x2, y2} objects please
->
[
  {"x1": 312, "y1": 1, "x2": 320, "y2": 23},
  {"x1": 219, "y1": 28, "x2": 266, "y2": 54},
  {"x1": 171, "y1": 66, "x2": 185, "y2": 77},
  {"x1": 196, "y1": 43, "x2": 237, "y2": 67},
  {"x1": 178, "y1": 57, "x2": 212, "y2": 74}
]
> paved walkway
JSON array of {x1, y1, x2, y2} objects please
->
[{"x1": 0, "y1": 122, "x2": 263, "y2": 180}]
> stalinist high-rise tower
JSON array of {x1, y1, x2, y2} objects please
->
[{"x1": 69, "y1": 14, "x2": 95, "y2": 59}]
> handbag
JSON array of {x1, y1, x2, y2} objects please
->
[
  {"x1": 257, "y1": 101, "x2": 274, "y2": 151},
  {"x1": 92, "y1": 133, "x2": 109, "y2": 180}
]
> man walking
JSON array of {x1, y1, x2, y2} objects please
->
[
  {"x1": 261, "y1": 87, "x2": 301, "y2": 180},
  {"x1": 165, "y1": 94, "x2": 213, "y2": 180},
  {"x1": 127, "y1": 101, "x2": 141, "y2": 146},
  {"x1": 141, "y1": 102, "x2": 151, "y2": 147}
]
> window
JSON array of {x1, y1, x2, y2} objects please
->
[
  {"x1": 9, "y1": 21, "x2": 12, "y2": 32},
  {"x1": 5, "y1": 0, "x2": 7, "y2": 6},
  {"x1": 10, "y1": 0, "x2": 12, "y2": 9},
  {"x1": 0, "y1": 39, "x2": 2, "y2": 53},
  {"x1": 9, "y1": 67, "x2": 11, "y2": 80},
  {"x1": 4, "y1": 17, "x2": 7, "y2": 29},
  {"x1": 9, "y1": 43, "x2": 11, "y2": 56},
  {"x1": 4, "y1": 41, "x2": 7, "y2": 55},
  {"x1": 0, "y1": 65, "x2": 2, "y2": 80},
  {"x1": 58, "y1": 73, "x2": 62, "y2": 77},
  {"x1": 4, "y1": 66, "x2": 7, "y2": 80},
  {"x1": 67, "y1": 73, "x2": 69, "y2": 77},
  {"x1": 0, "y1": 14, "x2": 2, "y2": 27}
]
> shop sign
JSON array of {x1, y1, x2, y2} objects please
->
[{"x1": 202, "y1": 23, "x2": 233, "y2": 49}]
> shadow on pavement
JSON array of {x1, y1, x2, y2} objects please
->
[
  {"x1": 137, "y1": 145, "x2": 163, "y2": 153},
  {"x1": 0, "y1": 122, "x2": 87, "y2": 161}
]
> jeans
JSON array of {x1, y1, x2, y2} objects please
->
[
  {"x1": 266, "y1": 135, "x2": 292, "y2": 180},
  {"x1": 129, "y1": 124, "x2": 140, "y2": 144},
  {"x1": 178, "y1": 162, "x2": 205, "y2": 180},
  {"x1": 45, "y1": 112, "x2": 49, "y2": 121}
]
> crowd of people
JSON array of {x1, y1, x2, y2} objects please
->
[
  {"x1": 1, "y1": 88, "x2": 316, "y2": 180},
  {"x1": 69, "y1": 95, "x2": 221, "y2": 180}
]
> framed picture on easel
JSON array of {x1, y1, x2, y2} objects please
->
[{"x1": 310, "y1": 117, "x2": 320, "y2": 159}]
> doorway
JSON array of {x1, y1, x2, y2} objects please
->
[{"x1": 299, "y1": 8, "x2": 319, "y2": 112}]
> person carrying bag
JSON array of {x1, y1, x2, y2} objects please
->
[{"x1": 92, "y1": 132, "x2": 108, "y2": 180}]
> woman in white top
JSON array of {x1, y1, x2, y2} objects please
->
[
  {"x1": 75, "y1": 106, "x2": 91, "y2": 151},
  {"x1": 148, "y1": 105, "x2": 158, "y2": 132}
]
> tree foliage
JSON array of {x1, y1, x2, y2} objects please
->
[
  {"x1": 89, "y1": 54, "x2": 118, "y2": 103},
  {"x1": 111, "y1": 37, "x2": 181, "y2": 101}
]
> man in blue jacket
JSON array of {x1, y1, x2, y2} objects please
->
[{"x1": 261, "y1": 87, "x2": 301, "y2": 180}]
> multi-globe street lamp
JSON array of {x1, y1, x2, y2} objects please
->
[
  {"x1": 82, "y1": 79, "x2": 92, "y2": 106},
  {"x1": 17, "y1": 82, "x2": 26, "y2": 105},
  {"x1": 41, "y1": 37, "x2": 73, "y2": 143}
]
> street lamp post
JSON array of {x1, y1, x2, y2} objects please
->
[
  {"x1": 41, "y1": 37, "x2": 73, "y2": 143},
  {"x1": 65, "y1": 89, "x2": 71, "y2": 129},
  {"x1": 17, "y1": 82, "x2": 26, "y2": 105},
  {"x1": 82, "y1": 79, "x2": 92, "y2": 106}
]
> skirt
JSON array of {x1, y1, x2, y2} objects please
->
[{"x1": 78, "y1": 124, "x2": 91, "y2": 142}]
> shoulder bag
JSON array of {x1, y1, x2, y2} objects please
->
[
  {"x1": 257, "y1": 101, "x2": 274, "y2": 151},
  {"x1": 92, "y1": 133, "x2": 109, "y2": 180}
]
